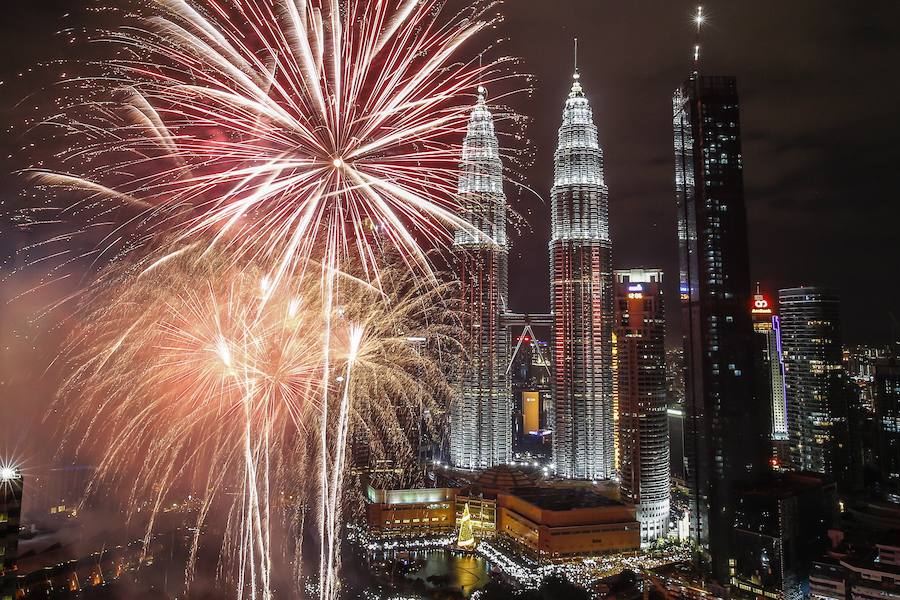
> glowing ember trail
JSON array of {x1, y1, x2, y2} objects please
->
[
  {"x1": 33, "y1": 0, "x2": 516, "y2": 294},
  {"x1": 28, "y1": 0, "x2": 517, "y2": 597},
  {"x1": 58, "y1": 254, "x2": 456, "y2": 598}
]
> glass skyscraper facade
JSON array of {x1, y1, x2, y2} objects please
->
[
  {"x1": 778, "y1": 287, "x2": 846, "y2": 476},
  {"x1": 875, "y1": 357, "x2": 900, "y2": 489},
  {"x1": 550, "y1": 73, "x2": 615, "y2": 481},
  {"x1": 450, "y1": 87, "x2": 511, "y2": 469},
  {"x1": 614, "y1": 268, "x2": 670, "y2": 544},
  {"x1": 673, "y1": 75, "x2": 769, "y2": 579}
]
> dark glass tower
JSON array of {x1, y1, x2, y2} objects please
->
[
  {"x1": 550, "y1": 72, "x2": 615, "y2": 481},
  {"x1": 673, "y1": 75, "x2": 769, "y2": 578},
  {"x1": 875, "y1": 356, "x2": 900, "y2": 490},
  {"x1": 450, "y1": 87, "x2": 511, "y2": 469}
]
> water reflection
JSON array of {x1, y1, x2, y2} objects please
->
[{"x1": 364, "y1": 548, "x2": 492, "y2": 598}]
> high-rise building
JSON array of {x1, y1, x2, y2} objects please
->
[
  {"x1": 874, "y1": 356, "x2": 900, "y2": 490},
  {"x1": 509, "y1": 327, "x2": 553, "y2": 458},
  {"x1": 1, "y1": 466, "x2": 22, "y2": 600},
  {"x1": 550, "y1": 71, "x2": 614, "y2": 481},
  {"x1": 778, "y1": 287, "x2": 847, "y2": 477},
  {"x1": 750, "y1": 289, "x2": 790, "y2": 464},
  {"x1": 839, "y1": 345, "x2": 883, "y2": 485},
  {"x1": 614, "y1": 268, "x2": 670, "y2": 544},
  {"x1": 731, "y1": 473, "x2": 836, "y2": 600},
  {"x1": 450, "y1": 87, "x2": 511, "y2": 469},
  {"x1": 666, "y1": 347, "x2": 686, "y2": 407},
  {"x1": 673, "y1": 74, "x2": 769, "y2": 578},
  {"x1": 666, "y1": 347, "x2": 688, "y2": 484},
  {"x1": 845, "y1": 345, "x2": 889, "y2": 414}
]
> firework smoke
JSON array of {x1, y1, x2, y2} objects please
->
[
  {"x1": 58, "y1": 250, "x2": 455, "y2": 597},
  {"x1": 24, "y1": 0, "x2": 519, "y2": 597}
]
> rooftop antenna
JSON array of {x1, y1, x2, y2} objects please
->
[
  {"x1": 692, "y1": 5, "x2": 704, "y2": 76},
  {"x1": 569, "y1": 37, "x2": 583, "y2": 96},
  {"x1": 477, "y1": 52, "x2": 486, "y2": 102},
  {"x1": 574, "y1": 36, "x2": 578, "y2": 76}
]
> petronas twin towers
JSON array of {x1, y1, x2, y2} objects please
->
[
  {"x1": 450, "y1": 86, "x2": 511, "y2": 470},
  {"x1": 450, "y1": 74, "x2": 614, "y2": 480}
]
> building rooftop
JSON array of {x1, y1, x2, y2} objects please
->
[
  {"x1": 841, "y1": 552, "x2": 900, "y2": 578},
  {"x1": 510, "y1": 486, "x2": 622, "y2": 511},
  {"x1": 737, "y1": 471, "x2": 833, "y2": 500},
  {"x1": 473, "y1": 465, "x2": 538, "y2": 492}
]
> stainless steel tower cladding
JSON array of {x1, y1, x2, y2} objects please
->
[
  {"x1": 450, "y1": 87, "x2": 511, "y2": 469},
  {"x1": 550, "y1": 73, "x2": 615, "y2": 480}
]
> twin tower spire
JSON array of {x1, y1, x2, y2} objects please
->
[{"x1": 450, "y1": 61, "x2": 614, "y2": 481}]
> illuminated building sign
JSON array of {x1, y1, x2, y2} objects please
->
[
  {"x1": 627, "y1": 284, "x2": 643, "y2": 292},
  {"x1": 522, "y1": 391, "x2": 540, "y2": 434},
  {"x1": 751, "y1": 294, "x2": 773, "y2": 315}
]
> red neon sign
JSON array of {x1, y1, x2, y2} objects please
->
[{"x1": 751, "y1": 294, "x2": 772, "y2": 315}]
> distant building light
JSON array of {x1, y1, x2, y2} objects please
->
[{"x1": 0, "y1": 465, "x2": 20, "y2": 482}]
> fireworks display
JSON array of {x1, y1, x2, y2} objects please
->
[
  {"x1": 33, "y1": 0, "x2": 514, "y2": 294},
  {"x1": 24, "y1": 0, "x2": 514, "y2": 597},
  {"x1": 59, "y1": 250, "x2": 456, "y2": 598}
]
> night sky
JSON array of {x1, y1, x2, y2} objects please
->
[
  {"x1": 2, "y1": 0, "x2": 900, "y2": 375},
  {"x1": 496, "y1": 0, "x2": 900, "y2": 345}
]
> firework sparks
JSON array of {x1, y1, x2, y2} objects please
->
[
  {"x1": 58, "y1": 251, "x2": 456, "y2": 598},
  {"x1": 28, "y1": 0, "x2": 519, "y2": 597},
  {"x1": 32, "y1": 0, "x2": 518, "y2": 296}
]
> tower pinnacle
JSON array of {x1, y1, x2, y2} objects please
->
[{"x1": 570, "y1": 38, "x2": 583, "y2": 97}]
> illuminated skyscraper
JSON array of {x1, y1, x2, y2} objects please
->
[
  {"x1": 673, "y1": 74, "x2": 769, "y2": 578},
  {"x1": 614, "y1": 269, "x2": 670, "y2": 544},
  {"x1": 550, "y1": 71, "x2": 614, "y2": 480},
  {"x1": 450, "y1": 87, "x2": 511, "y2": 469},
  {"x1": 750, "y1": 289, "x2": 789, "y2": 463},
  {"x1": 778, "y1": 287, "x2": 847, "y2": 476},
  {"x1": 1, "y1": 466, "x2": 22, "y2": 600}
]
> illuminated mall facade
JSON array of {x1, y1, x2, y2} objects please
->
[{"x1": 364, "y1": 466, "x2": 640, "y2": 561}]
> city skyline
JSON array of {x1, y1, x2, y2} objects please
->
[
  {"x1": 3, "y1": 2, "x2": 900, "y2": 349},
  {"x1": 1, "y1": 2, "x2": 900, "y2": 599}
]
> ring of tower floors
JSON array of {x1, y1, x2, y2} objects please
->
[{"x1": 363, "y1": 465, "x2": 648, "y2": 562}]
